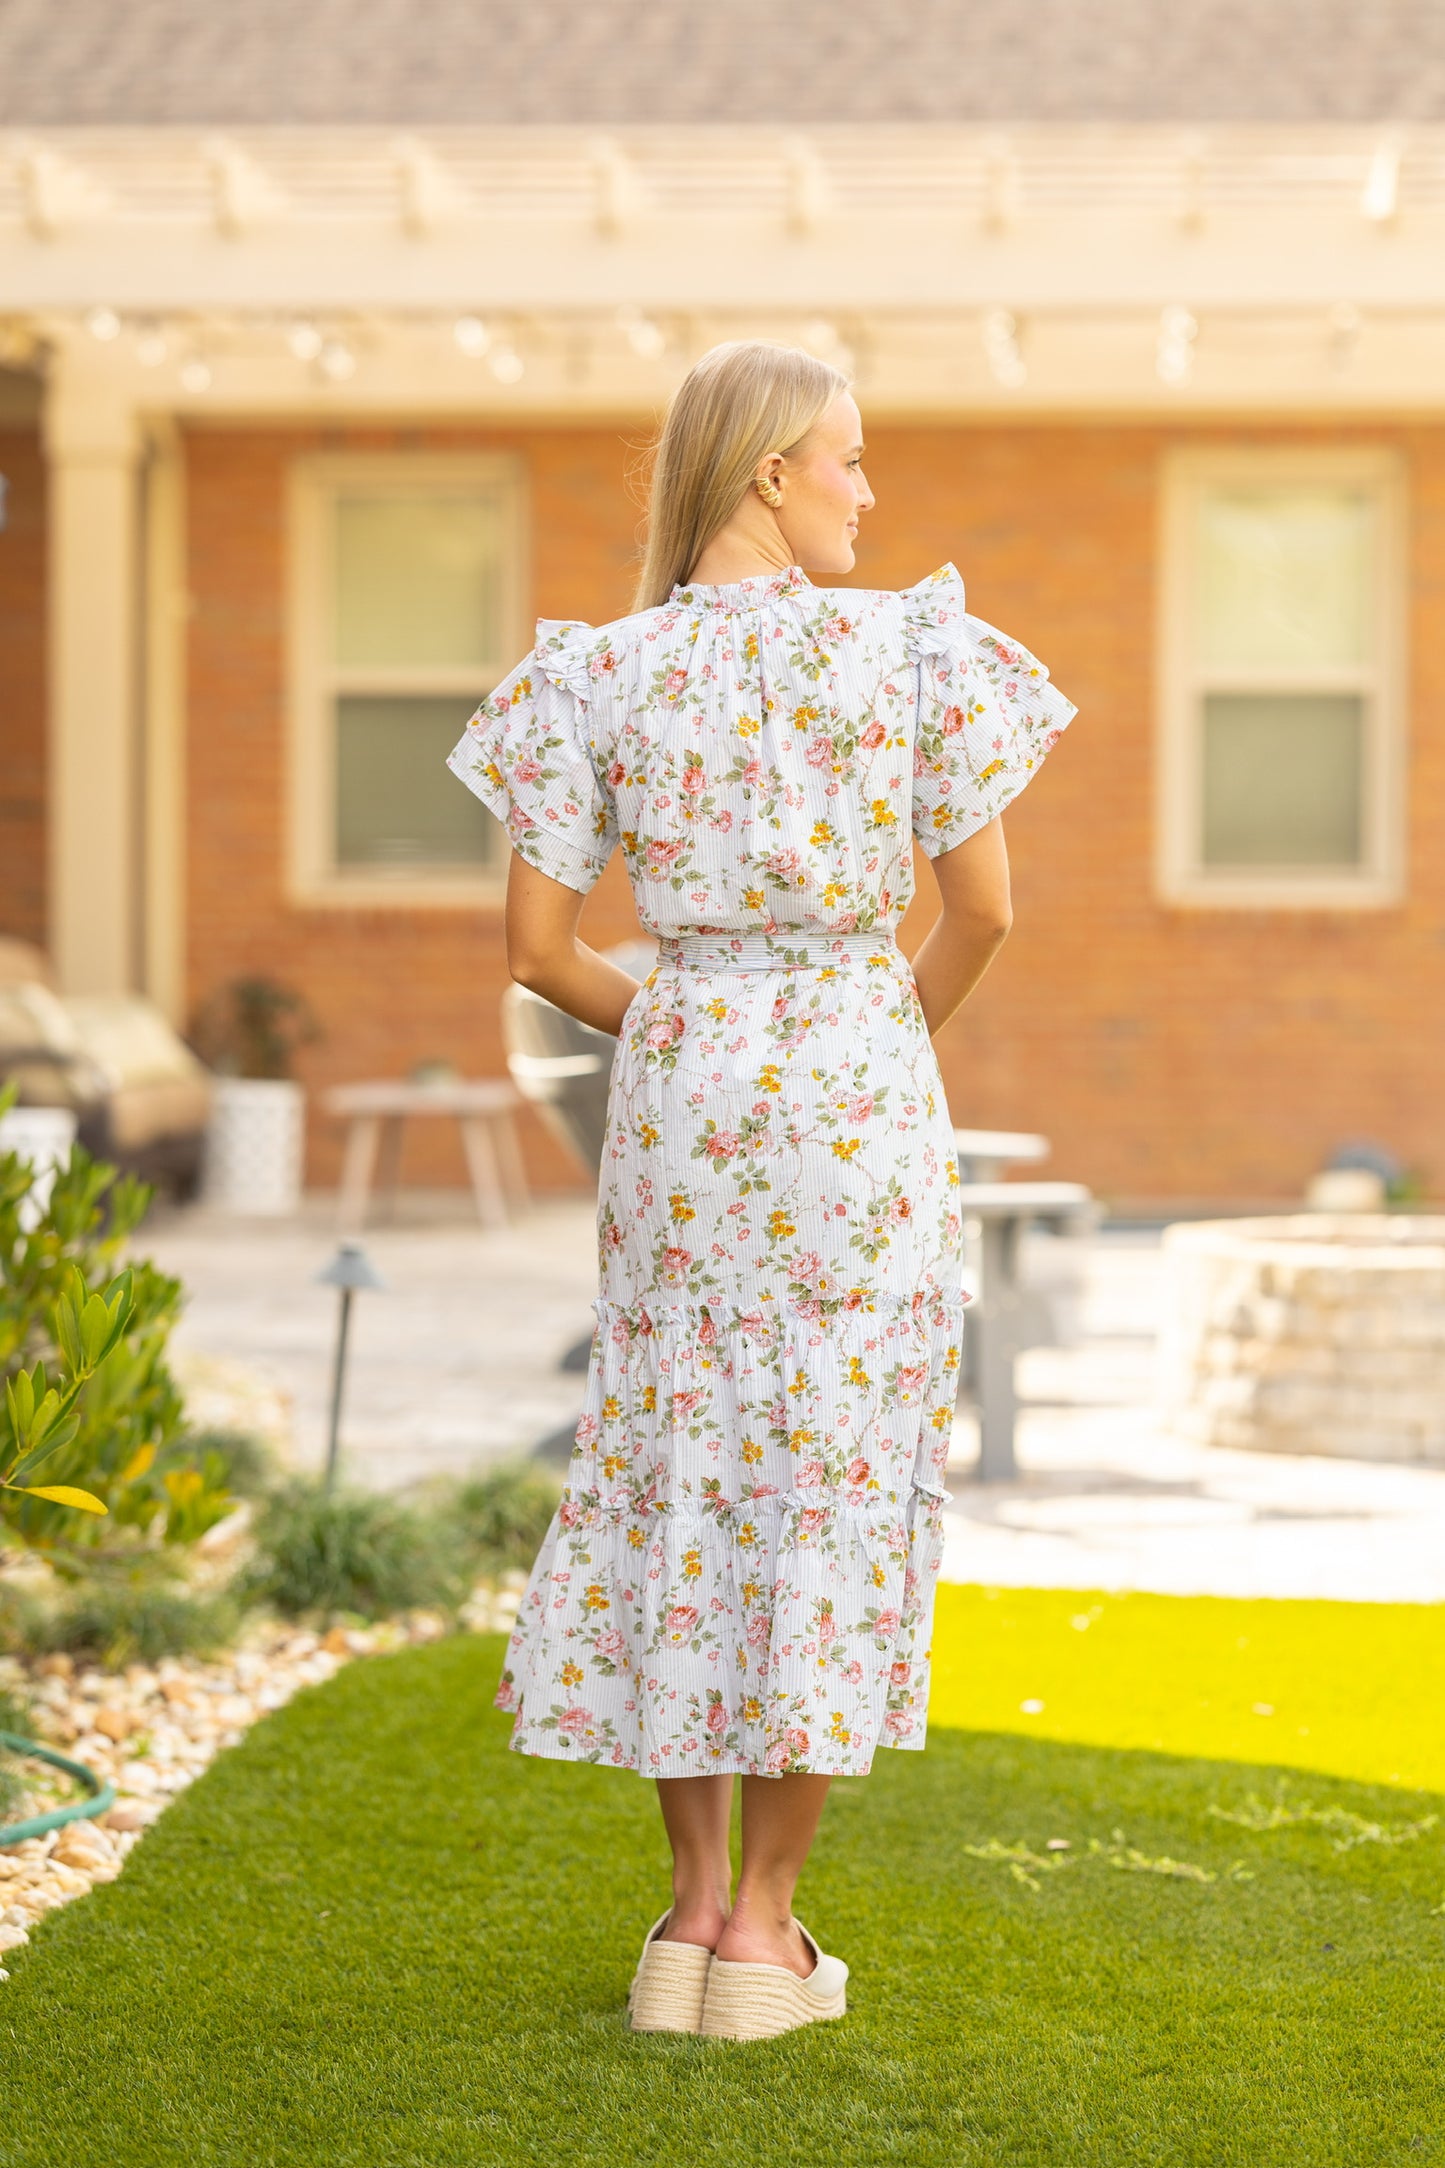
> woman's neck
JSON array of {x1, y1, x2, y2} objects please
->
[{"x1": 686, "y1": 516, "x2": 799, "y2": 588}]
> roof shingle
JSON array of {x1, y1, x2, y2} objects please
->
[{"x1": 1, "y1": 0, "x2": 1444, "y2": 126}]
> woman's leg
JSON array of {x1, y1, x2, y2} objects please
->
[
  {"x1": 715, "y1": 1774, "x2": 832, "y2": 1977},
  {"x1": 656, "y1": 1773, "x2": 734, "y2": 1948}
]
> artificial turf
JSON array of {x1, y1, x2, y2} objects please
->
[{"x1": 3, "y1": 1585, "x2": 1444, "y2": 2167}]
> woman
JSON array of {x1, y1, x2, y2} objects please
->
[{"x1": 447, "y1": 340, "x2": 1075, "y2": 2041}]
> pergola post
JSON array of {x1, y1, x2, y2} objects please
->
[{"x1": 43, "y1": 360, "x2": 144, "y2": 995}]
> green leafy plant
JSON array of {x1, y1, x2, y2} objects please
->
[
  {"x1": 0, "y1": 1106, "x2": 232, "y2": 1556},
  {"x1": 190, "y1": 976, "x2": 321, "y2": 1081},
  {"x1": 452, "y1": 1462, "x2": 559, "y2": 1575},
  {"x1": 245, "y1": 1484, "x2": 471, "y2": 1622},
  {"x1": 23, "y1": 1570, "x2": 242, "y2": 1669}
]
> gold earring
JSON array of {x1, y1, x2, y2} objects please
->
[{"x1": 755, "y1": 475, "x2": 783, "y2": 509}]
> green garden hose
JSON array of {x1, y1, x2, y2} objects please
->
[{"x1": 0, "y1": 1731, "x2": 116, "y2": 1848}]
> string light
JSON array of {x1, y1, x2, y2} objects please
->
[
  {"x1": 453, "y1": 314, "x2": 491, "y2": 357},
  {"x1": 982, "y1": 309, "x2": 1026, "y2": 388},
  {"x1": 286, "y1": 318, "x2": 323, "y2": 361},
  {"x1": 316, "y1": 339, "x2": 357, "y2": 382},
  {"x1": 617, "y1": 309, "x2": 666, "y2": 359},
  {"x1": 1156, "y1": 305, "x2": 1197, "y2": 384},
  {"x1": 84, "y1": 305, "x2": 121, "y2": 342},
  {"x1": 178, "y1": 356, "x2": 212, "y2": 393},
  {"x1": 489, "y1": 344, "x2": 524, "y2": 384}
]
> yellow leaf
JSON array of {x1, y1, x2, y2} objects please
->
[
  {"x1": 14, "y1": 1484, "x2": 109, "y2": 1515},
  {"x1": 121, "y1": 1441, "x2": 157, "y2": 1481}
]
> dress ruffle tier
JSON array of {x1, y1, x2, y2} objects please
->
[{"x1": 497, "y1": 1289, "x2": 962, "y2": 1777}]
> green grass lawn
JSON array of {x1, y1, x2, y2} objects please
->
[{"x1": 4, "y1": 1586, "x2": 1444, "y2": 2168}]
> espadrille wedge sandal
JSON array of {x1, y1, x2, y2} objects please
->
[
  {"x1": 627, "y1": 1911, "x2": 714, "y2": 2034},
  {"x1": 699, "y1": 1922, "x2": 848, "y2": 2041}
]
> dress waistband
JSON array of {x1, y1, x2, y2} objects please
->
[{"x1": 655, "y1": 931, "x2": 900, "y2": 974}]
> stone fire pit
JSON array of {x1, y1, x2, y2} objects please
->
[{"x1": 1160, "y1": 1216, "x2": 1445, "y2": 1462}]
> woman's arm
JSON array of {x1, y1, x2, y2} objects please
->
[
  {"x1": 908, "y1": 816, "x2": 1014, "y2": 1037},
  {"x1": 504, "y1": 852, "x2": 642, "y2": 1036}
]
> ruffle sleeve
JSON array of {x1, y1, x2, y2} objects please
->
[
  {"x1": 902, "y1": 564, "x2": 1077, "y2": 858},
  {"x1": 446, "y1": 618, "x2": 618, "y2": 893}
]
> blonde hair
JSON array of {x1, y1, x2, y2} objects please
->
[{"x1": 633, "y1": 340, "x2": 850, "y2": 611}]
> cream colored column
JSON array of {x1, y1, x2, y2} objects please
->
[
  {"x1": 43, "y1": 367, "x2": 143, "y2": 994},
  {"x1": 141, "y1": 424, "x2": 188, "y2": 1022}
]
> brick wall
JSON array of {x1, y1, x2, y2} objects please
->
[
  {"x1": 156, "y1": 416, "x2": 1445, "y2": 1205},
  {"x1": 0, "y1": 430, "x2": 47, "y2": 949}
]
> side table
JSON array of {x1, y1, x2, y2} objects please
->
[{"x1": 324, "y1": 1079, "x2": 530, "y2": 1232}]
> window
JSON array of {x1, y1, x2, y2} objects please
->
[
  {"x1": 1158, "y1": 449, "x2": 1404, "y2": 907},
  {"x1": 288, "y1": 453, "x2": 525, "y2": 901}
]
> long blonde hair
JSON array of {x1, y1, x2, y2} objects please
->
[{"x1": 633, "y1": 340, "x2": 850, "y2": 611}]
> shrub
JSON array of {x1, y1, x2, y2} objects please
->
[
  {"x1": 453, "y1": 1462, "x2": 559, "y2": 1576},
  {"x1": 0, "y1": 1116, "x2": 232, "y2": 1555},
  {"x1": 178, "y1": 1427, "x2": 276, "y2": 1502},
  {"x1": 245, "y1": 1484, "x2": 471, "y2": 1623},
  {"x1": 25, "y1": 1574, "x2": 242, "y2": 1670}
]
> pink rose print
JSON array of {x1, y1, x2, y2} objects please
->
[
  {"x1": 797, "y1": 1459, "x2": 827, "y2": 1489},
  {"x1": 846, "y1": 1093, "x2": 875, "y2": 1125},
  {"x1": 705, "y1": 1700, "x2": 728, "y2": 1732},
  {"x1": 682, "y1": 764, "x2": 706, "y2": 795},
  {"x1": 860, "y1": 719, "x2": 886, "y2": 750},
  {"x1": 513, "y1": 754, "x2": 543, "y2": 784},
  {"x1": 660, "y1": 1246, "x2": 693, "y2": 1286},
  {"x1": 746, "y1": 1614, "x2": 771, "y2": 1650},
  {"x1": 704, "y1": 1130, "x2": 741, "y2": 1160},
  {"x1": 595, "y1": 1628, "x2": 628, "y2": 1660},
  {"x1": 890, "y1": 1661, "x2": 912, "y2": 1687},
  {"x1": 875, "y1": 1609, "x2": 901, "y2": 1636},
  {"x1": 845, "y1": 1455, "x2": 871, "y2": 1487},
  {"x1": 557, "y1": 1706, "x2": 594, "y2": 1738},
  {"x1": 664, "y1": 1605, "x2": 700, "y2": 1643}
]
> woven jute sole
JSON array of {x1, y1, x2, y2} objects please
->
[
  {"x1": 699, "y1": 1956, "x2": 848, "y2": 2042},
  {"x1": 628, "y1": 1922, "x2": 713, "y2": 2034}
]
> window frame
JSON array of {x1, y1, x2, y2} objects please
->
[
  {"x1": 1156, "y1": 445, "x2": 1406, "y2": 910},
  {"x1": 286, "y1": 450, "x2": 527, "y2": 907}
]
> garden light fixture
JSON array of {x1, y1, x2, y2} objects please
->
[{"x1": 315, "y1": 1241, "x2": 387, "y2": 1491}]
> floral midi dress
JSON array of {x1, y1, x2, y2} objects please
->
[{"x1": 447, "y1": 563, "x2": 1075, "y2": 1778}]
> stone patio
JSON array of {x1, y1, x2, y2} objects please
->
[{"x1": 145, "y1": 1194, "x2": 1445, "y2": 1605}]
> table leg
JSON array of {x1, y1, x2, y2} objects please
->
[
  {"x1": 459, "y1": 1115, "x2": 508, "y2": 1229},
  {"x1": 336, "y1": 1115, "x2": 381, "y2": 1233},
  {"x1": 375, "y1": 1115, "x2": 406, "y2": 1223},
  {"x1": 493, "y1": 1109, "x2": 531, "y2": 1217},
  {"x1": 974, "y1": 1216, "x2": 1023, "y2": 1482}
]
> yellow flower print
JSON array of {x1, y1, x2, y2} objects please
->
[
  {"x1": 847, "y1": 1355, "x2": 871, "y2": 1388},
  {"x1": 870, "y1": 1562, "x2": 886, "y2": 1589},
  {"x1": 743, "y1": 886, "x2": 766, "y2": 910},
  {"x1": 561, "y1": 1661, "x2": 584, "y2": 1688},
  {"x1": 704, "y1": 998, "x2": 729, "y2": 1023},
  {"x1": 793, "y1": 702, "x2": 821, "y2": 731},
  {"x1": 484, "y1": 761, "x2": 505, "y2": 790},
  {"x1": 742, "y1": 1579, "x2": 762, "y2": 1604},
  {"x1": 737, "y1": 714, "x2": 761, "y2": 738},
  {"x1": 682, "y1": 1547, "x2": 703, "y2": 1580},
  {"x1": 738, "y1": 1522, "x2": 757, "y2": 1547},
  {"x1": 741, "y1": 1438, "x2": 763, "y2": 1464},
  {"x1": 641, "y1": 1385, "x2": 658, "y2": 1413},
  {"x1": 510, "y1": 675, "x2": 534, "y2": 704},
  {"x1": 930, "y1": 1404, "x2": 953, "y2": 1431},
  {"x1": 602, "y1": 1395, "x2": 622, "y2": 1420},
  {"x1": 639, "y1": 1122, "x2": 661, "y2": 1149},
  {"x1": 768, "y1": 1208, "x2": 795, "y2": 1238},
  {"x1": 789, "y1": 1369, "x2": 809, "y2": 1397},
  {"x1": 810, "y1": 819, "x2": 836, "y2": 847},
  {"x1": 743, "y1": 631, "x2": 759, "y2": 661},
  {"x1": 602, "y1": 1451, "x2": 628, "y2": 1479},
  {"x1": 627, "y1": 1526, "x2": 645, "y2": 1548},
  {"x1": 832, "y1": 1138, "x2": 861, "y2": 1161},
  {"x1": 743, "y1": 1697, "x2": 763, "y2": 1722},
  {"x1": 758, "y1": 1064, "x2": 782, "y2": 1094},
  {"x1": 869, "y1": 798, "x2": 899, "y2": 828},
  {"x1": 977, "y1": 758, "x2": 1007, "y2": 784},
  {"x1": 789, "y1": 1426, "x2": 815, "y2": 1452},
  {"x1": 583, "y1": 1582, "x2": 609, "y2": 1612},
  {"x1": 669, "y1": 1193, "x2": 696, "y2": 1224},
  {"x1": 822, "y1": 881, "x2": 848, "y2": 907},
  {"x1": 828, "y1": 1711, "x2": 852, "y2": 1744}
]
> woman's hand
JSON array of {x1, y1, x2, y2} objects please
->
[
  {"x1": 909, "y1": 817, "x2": 1014, "y2": 1036},
  {"x1": 504, "y1": 853, "x2": 642, "y2": 1036}
]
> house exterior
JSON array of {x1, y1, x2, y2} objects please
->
[{"x1": 3, "y1": 0, "x2": 1445, "y2": 1207}]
